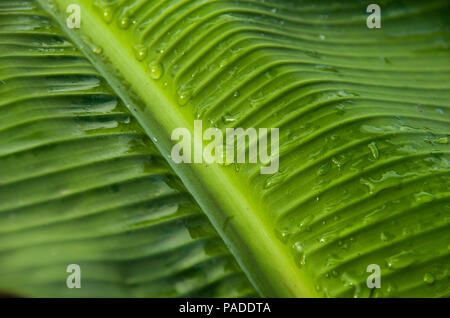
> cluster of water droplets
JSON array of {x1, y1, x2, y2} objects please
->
[{"x1": 92, "y1": 1, "x2": 165, "y2": 82}]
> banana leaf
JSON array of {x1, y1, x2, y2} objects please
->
[{"x1": 0, "y1": 0, "x2": 449, "y2": 297}]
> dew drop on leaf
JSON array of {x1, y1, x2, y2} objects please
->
[
  {"x1": 291, "y1": 241, "x2": 306, "y2": 268},
  {"x1": 423, "y1": 273, "x2": 435, "y2": 285},
  {"x1": 92, "y1": 45, "x2": 102, "y2": 55},
  {"x1": 360, "y1": 178, "x2": 375, "y2": 194},
  {"x1": 221, "y1": 112, "x2": 237, "y2": 123},
  {"x1": 380, "y1": 231, "x2": 394, "y2": 242},
  {"x1": 118, "y1": 14, "x2": 130, "y2": 29},
  {"x1": 134, "y1": 45, "x2": 147, "y2": 61},
  {"x1": 368, "y1": 141, "x2": 379, "y2": 160},
  {"x1": 263, "y1": 170, "x2": 286, "y2": 189},
  {"x1": 274, "y1": 228, "x2": 289, "y2": 244},
  {"x1": 102, "y1": 8, "x2": 112, "y2": 23},
  {"x1": 177, "y1": 94, "x2": 188, "y2": 106},
  {"x1": 386, "y1": 250, "x2": 417, "y2": 269},
  {"x1": 148, "y1": 61, "x2": 163, "y2": 80}
]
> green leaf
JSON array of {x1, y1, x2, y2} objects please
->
[
  {"x1": 1, "y1": 0, "x2": 450, "y2": 297},
  {"x1": 0, "y1": 0, "x2": 256, "y2": 297}
]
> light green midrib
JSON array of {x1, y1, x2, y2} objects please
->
[{"x1": 36, "y1": 0, "x2": 317, "y2": 297}]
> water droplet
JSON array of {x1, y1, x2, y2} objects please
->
[
  {"x1": 134, "y1": 45, "x2": 147, "y2": 61},
  {"x1": 335, "y1": 103, "x2": 346, "y2": 115},
  {"x1": 386, "y1": 250, "x2": 417, "y2": 269},
  {"x1": 118, "y1": 14, "x2": 130, "y2": 29},
  {"x1": 291, "y1": 242, "x2": 306, "y2": 267},
  {"x1": 315, "y1": 64, "x2": 338, "y2": 73},
  {"x1": 435, "y1": 108, "x2": 444, "y2": 115},
  {"x1": 368, "y1": 141, "x2": 379, "y2": 160},
  {"x1": 81, "y1": 35, "x2": 102, "y2": 55},
  {"x1": 176, "y1": 85, "x2": 193, "y2": 107},
  {"x1": 102, "y1": 8, "x2": 113, "y2": 23},
  {"x1": 233, "y1": 90, "x2": 240, "y2": 98},
  {"x1": 414, "y1": 191, "x2": 434, "y2": 203},
  {"x1": 337, "y1": 90, "x2": 359, "y2": 98},
  {"x1": 380, "y1": 231, "x2": 394, "y2": 242},
  {"x1": 177, "y1": 93, "x2": 190, "y2": 106},
  {"x1": 149, "y1": 61, "x2": 163, "y2": 80},
  {"x1": 275, "y1": 228, "x2": 289, "y2": 243},
  {"x1": 317, "y1": 163, "x2": 330, "y2": 176},
  {"x1": 92, "y1": 45, "x2": 102, "y2": 55},
  {"x1": 434, "y1": 136, "x2": 448, "y2": 144},
  {"x1": 299, "y1": 214, "x2": 314, "y2": 231},
  {"x1": 221, "y1": 112, "x2": 237, "y2": 123},
  {"x1": 423, "y1": 273, "x2": 435, "y2": 285},
  {"x1": 360, "y1": 178, "x2": 375, "y2": 194},
  {"x1": 341, "y1": 272, "x2": 369, "y2": 298},
  {"x1": 263, "y1": 170, "x2": 286, "y2": 189},
  {"x1": 331, "y1": 157, "x2": 343, "y2": 170}
]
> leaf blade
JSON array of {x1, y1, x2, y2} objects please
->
[{"x1": 0, "y1": 0, "x2": 256, "y2": 298}]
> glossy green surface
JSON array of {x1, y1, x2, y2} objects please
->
[
  {"x1": 1, "y1": 0, "x2": 449, "y2": 297},
  {"x1": 0, "y1": 0, "x2": 256, "y2": 297}
]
